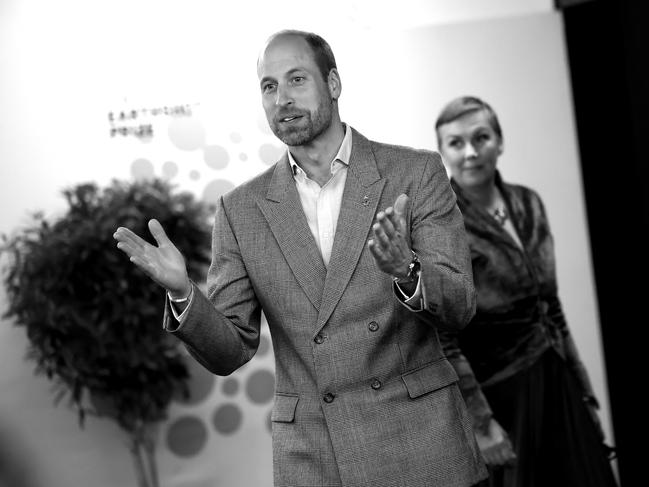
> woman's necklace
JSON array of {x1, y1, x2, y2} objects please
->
[{"x1": 491, "y1": 206, "x2": 508, "y2": 226}]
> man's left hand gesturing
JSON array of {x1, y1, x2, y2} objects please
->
[{"x1": 368, "y1": 193, "x2": 413, "y2": 278}]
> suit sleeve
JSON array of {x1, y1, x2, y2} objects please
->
[
  {"x1": 410, "y1": 152, "x2": 476, "y2": 330},
  {"x1": 162, "y1": 196, "x2": 262, "y2": 376}
]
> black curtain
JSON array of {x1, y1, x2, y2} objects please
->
[{"x1": 559, "y1": 0, "x2": 648, "y2": 485}]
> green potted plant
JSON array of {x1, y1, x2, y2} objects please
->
[{"x1": 1, "y1": 178, "x2": 213, "y2": 487}]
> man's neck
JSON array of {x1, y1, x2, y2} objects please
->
[{"x1": 289, "y1": 120, "x2": 345, "y2": 186}]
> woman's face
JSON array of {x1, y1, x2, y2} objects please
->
[{"x1": 437, "y1": 109, "x2": 503, "y2": 190}]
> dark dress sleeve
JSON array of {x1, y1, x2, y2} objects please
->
[
  {"x1": 547, "y1": 295, "x2": 598, "y2": 404},
  {"x1": 440, "y1": 329, "x2": 493, "y2": 434}
]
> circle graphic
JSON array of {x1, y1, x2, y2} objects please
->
[
  {"x1": 131, "y1": 158, "x2": 155, "y2": 180},
  {"x1": 230, "y1": 132, "x2": 242, "y2": 143},
  {"x1": 162, "y1": 160, "x2": 179, "y2": 179},
  {"x1": 138, "y1": 132, "x2": 154, "y2": 144},
  {"x1": 222, "y1": 377, "x2": 240, "y2": 396},
  {"x1": 168, "y1": 117, "x2": 206, "y2": 151},
  {"x1": 212, "y1": 403, "x2": 243, "y2": 435},
  {"x1": 203, "y1": 145, "x2": 230, "y2": 170},
  {"x1": 202, "y1": 179, "x2": 235, "y2": 205},
  {"x1": 245, "y1": 369, "x2": 275, "y2": 405},
  {"x1": 189, "y1": 170, "x2": 201, "y2": 180},
  {"x1": 166, "y1": 415, "x2": 208, "y2": 457},
  {"x1": 172, "y1": 356, "x2": 216, "y2": 406},
  {"x1": 259, "y1": 143, "x2": 284, "y2": 166}
]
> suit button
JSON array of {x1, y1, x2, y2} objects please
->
[
  {"x1": 314, "y1": 333, "x2": 325, "y2": 344},
  {"x1": 323, "y1": 393, "x2": 335, "y2": 403},
  {"x1": 371, "y1": 378, "x2": 382, "y2": 390},
  {"x1": 368, "y1": 321, "x2": 379, "y2": 332}
]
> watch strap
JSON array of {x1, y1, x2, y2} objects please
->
[{"x1": 392, "y1": 250, "x2": 420, "y2": 283}]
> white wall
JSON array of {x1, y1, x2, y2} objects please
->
[{"x1": 1, "y1": 1, "x2": 613, "y2": 487}]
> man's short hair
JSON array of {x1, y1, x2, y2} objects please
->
[
  {"x1": 268, "y1": 30, "x2": 338, "y2": 82},
  {"x1": 435, "y1": 96, "x2": 503, "y2": 147}
]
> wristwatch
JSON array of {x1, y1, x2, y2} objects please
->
[{"x1": 393, "y1": 250, "x2": 421, "y2": 283}]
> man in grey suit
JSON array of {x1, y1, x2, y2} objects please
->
[{"x1": 114, "y1": 30, "x2": 487, "y2": 487}]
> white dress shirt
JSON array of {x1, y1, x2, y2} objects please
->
[
  {"x1": 288, "y1": 124, "x2": 422, "y2": 309},
  {"x1": 287, "y1": 125, "x2": 352, "y2": 268}
]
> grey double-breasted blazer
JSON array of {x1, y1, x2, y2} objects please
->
[{"x1": 165, "y1": 128, "x2": 487, "y2": 487}]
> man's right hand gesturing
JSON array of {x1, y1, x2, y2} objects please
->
[{"x1": 113, "y1": 218, "x2": 192, "y2": 300}]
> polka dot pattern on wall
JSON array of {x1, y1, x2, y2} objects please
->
[
  {"x1": 164, "y1": 367, "x2": 276, "y2": 457},
  {"x1": 212, "y1": 403, "x2": 243, "y2": 435},
  {"x1": 168, "y1": 116, "x2": 207, "y2": 151},
  {"x1": 131, "y1": 158, "x2": 155, "y2": 180},
  {"x1": 172, "y1": 356, "x2": 216, "y2": 406},
  {"x1": 203, "y1": 145, "x2": 230, "y2": 170},
  {"x1": 123, "y1": 122, "x2": 279, "y2": 459},
  {"x1": 245, "y1": 369, "x2": 275, "y2": 405},
  {"x1": 166, "y1": 415, "x2": 208, "y2": 458},
  {"x1": 259, "y1": 143, "x2": 284, "y2": 166},
  {"x1": 202, "y1": 179, "x2": 236, "y2": 205},
  {"x1": 162, "y1": 160, "x2": 179, "y2": 179},
  {"x1": 222, "y1": 377, "x2": 240, "y2": 396}
]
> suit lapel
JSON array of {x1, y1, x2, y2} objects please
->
[
  {"x1": 257, "y1": 154, "x2": 327, "y2": 311},
  {"x1": 316, "y1": 129, "x2": 385, "y2": 333}
]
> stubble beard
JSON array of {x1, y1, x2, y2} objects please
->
[{"x1": 270, "y1": 97, "x2": 334, "y2": 147}]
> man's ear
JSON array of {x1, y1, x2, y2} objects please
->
[{"x1": 328, "y1": 68, "x2": 342, "y2": 100}]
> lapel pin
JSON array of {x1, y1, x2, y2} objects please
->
[{"x1": 362, "y1": 195, "x2": 369, "y2": 207}]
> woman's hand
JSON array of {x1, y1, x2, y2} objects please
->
[{"x1": 476, "y1": 418, "x2": 517, "y2": 467}]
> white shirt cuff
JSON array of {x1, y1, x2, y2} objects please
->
[
  {"x1": 168, "y1": 286, "x2": 194, "y2": 322},
  {"x1": 393, "y1": 272, "x2": 424, "y2": 311}
]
